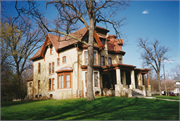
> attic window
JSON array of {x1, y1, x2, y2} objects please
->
[{"x1": 85, "y1": 36, "x2": 88, "y2": 43}]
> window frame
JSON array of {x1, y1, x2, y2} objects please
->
[
  {"x1": 38, "y1": 63, "x2": 41, "y2": 74},
  {"x1": 49, "y1": 63, "x2": 51, "y2": 74},
  {"x1": 108, "y1": 57, "x2": 112, "y2": 65},
  {"x1": 119, "y1": 58, "x2": 122, "y2": 64},
  {"x1": 100, "y1": 38, "x2": 105, "y2": 46},
  {"x1": 62, "y1": 56, "x2": 66, "y2": 64},
  {"x1": 52, "y1": 78, "x2": 55, "y2": 90},
  {"x1": 57, "y1": 58, "x2": 60, "y2": 66},
  {"x1": 94, "y1": 72, "x2": 98, "y2": 87},
  {"x1": 38, "y1": 80, "x2": 40, "y2": 89},
  {"x1": 84, "y1": 51, "x2": 88, "y2": 65},
  {"x1": 58, "y1": 75, "x2": 64, "y2": 89},
  {"x1": 94, "y1": 51, "x2": 97, "y2": 65},
  {"x1": 101, "y1": 56, "x2": 105, "y2": 66},
  {"x1": 84, "y1": 50, "x2": 98, "y2": 65},
  {"x1": 52, "y1": 62, "x2": 54, "y2": 73},
  {"x1": 49, "y1": 79, "x2": 51, "y2": 90},
  {"x1": 57, "y1": 72, "x2": 71, "y2": 89}
]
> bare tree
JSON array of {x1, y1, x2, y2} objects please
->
[
  {"x1": 1, "y1": 16, "x2": 45, "y2": 99},
  {"x1": 171, "y1": 64, "x2": 180, "y2": 78},
  {"x1": 15, "y1": 0, "x2": 129, "y2": 100},
  {"x1": 138, "y1": 38, "x2": 169, "y2": 95}
]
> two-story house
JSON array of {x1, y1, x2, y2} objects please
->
[{"x1": 27, "y1": 26, "x2": 151, "y2": 100}]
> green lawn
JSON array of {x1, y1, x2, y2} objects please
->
[
  {"x1": 1, "y1": 96, "x2": 179, "y2": 120},
  {"x1": 152, "y1": 95, "x2": 180, "y2": 100}
]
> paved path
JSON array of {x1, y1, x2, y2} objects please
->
[
  {"x1": 144, "y1": 97, "x2": 180, "y2": 102},
  {"x1": 134, "y1": 96, "x2": 180, "y2": 101},
  {"x1": 155, "y1": 98, "x2": 180, "y2": 102}
]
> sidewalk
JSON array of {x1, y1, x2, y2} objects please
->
[
  {"x1": 155, "y1": 98, "x2": 180, "y2": 102},
  {"x1": 143, "y1": 96, "x2": 180, "y2": 101}
]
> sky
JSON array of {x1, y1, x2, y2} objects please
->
[{"x1": 2, "y1": 0, "x2": 179, "y2": 78}]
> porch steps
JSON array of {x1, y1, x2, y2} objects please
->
[{"x1": 132, "y1": 89, "x2": 144, "y2": 97}]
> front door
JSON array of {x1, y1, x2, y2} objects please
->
[{"x1": 102, "y1": 74, "x2": 110, "y2": 89}]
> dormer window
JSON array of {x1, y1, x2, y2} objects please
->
[
  {"x1": 108, "y1": 57, "x2": 112, "y2": 65},
  {"x1": 85, "y1": 36, "x2": 88, "y2": 43},
  {"x1": 100, "y1": 38, "x2": 105, "y2": 46},
  {"x1": 119, "y1": 58, "x2": 122, "y2": 64}
]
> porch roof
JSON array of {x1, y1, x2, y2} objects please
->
[
  {"x1": 102, "y1": 64, "x2": 136, "y2": 71},
  {"x1": 55, "y1": 66, "x2": 73, "y2": 73},
  {"x1": 134, "y1": 68, "x2": 150, "y2": 74}
]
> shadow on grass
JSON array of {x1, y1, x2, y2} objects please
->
[
  {"x1": 1, "y1": 97, "x2": 179, "y2": 120},
  {"x1": 1, "y1": 99, "x2": 47, "y2": 107}
]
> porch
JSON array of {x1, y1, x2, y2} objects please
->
[{"x1": 101, "y1": 64, "x2": 151, "y2": 97}]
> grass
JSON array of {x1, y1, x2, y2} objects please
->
[
  {"x1": 1, "y1": 96, "x2": 179, "y2": 120},
  {"x1": 152, "y1": 95, "x2": 180, "y2": 100}
]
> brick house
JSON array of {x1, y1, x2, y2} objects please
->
[{"x1": 27, "y1": 26, "x2": 151, "y2": 100}]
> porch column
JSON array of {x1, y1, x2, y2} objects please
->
[
  {"x1": 115, "y1": 68, "x2": 123, "y2": 97},
  {"x1": 122, "y1": 71, "x2": 126, "y2": 88},
  {"x1": 147, "y1": 72, "x2": 152, "y2": 96},
  {"x1": 130, "y1": 70, "x2": 135, "y2": 89},
  {"x1": 137, "y1": 73, "x2": 141, "y2": 86},
  {"x1": 116, "y1": 68, "x2": 122, "y2": 85}
]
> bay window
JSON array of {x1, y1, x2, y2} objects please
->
[{"x1": 57, "y1": 72, "x2": 71, "y2": 89}]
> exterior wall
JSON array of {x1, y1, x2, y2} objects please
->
[
  {"x1": 82, "y1": 70, "x2": 101, "y2": 97},
  {"x1": 33, "y1": 45, "x2": 78, "y2": 99},
  {"x1": 27, "y1": 81, "x2": 33, "y2": 96},
  {"x1": 108, "y1": 54, "x2": 123, "y2": 64}
]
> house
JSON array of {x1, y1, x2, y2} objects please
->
[
  {"x1": 173, "y1": 75, "x2": 180, "y2": 95},
  {"x1": 26, "y1": 26, "x2": 151, "y2": 100}
]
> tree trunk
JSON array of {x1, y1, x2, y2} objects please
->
[
  {"x1": 86, "y1": 17, "x2": 95, "y2": 101},
  {"x1": 157, "y1": 72, "x2": 162, "y2": 95}
]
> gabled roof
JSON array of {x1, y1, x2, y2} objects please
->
[
  {"x1": 30, "y1": 26, "x2": 125, "y2": 61},
  {"x1": 30, "y1": 27, "x2": 88, "y2": 60}
]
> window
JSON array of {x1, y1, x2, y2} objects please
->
[
  {"x1": 101, "y1": 56, "x2": 105, "y2": 66},
  {"x1": 85, "y1": 72, "x2": 87, "y2": 87},
  {"x1": 94, "y1": 51, "x2": 97, "y2": 65},
  {"x1": 85, "y1": 51, "x2": 97, "y2": 65},
  {"x1": 85, "y1": 51, "x2": 88, "y2": 65},
  {"x1": 58, "y1": 75, "x2": 64, "y2": 88},
  {"x1": 29, "y1": 82, "x2": 32, "y2": 87},
  {"x1": 119, "y1": 58, "x2": 122, "y2": 64},
  {"x1": 38, "y1": 63, "x2": 41, "y2": 74},
  {"x1": 100, "y1": 38, "x2": 105, "y2": 46},
  {"x1": 94, "y1": 72, "x2": 98, "y2": 87},
  {"x1": 66, "y1": 74, "x2": 70, "y2": 88},
  {"x1": 57, "y1": 58, "x2": 60, "y2": 66},
  {"x1": 49, "y1": 63, "x2": 51, "y2": 74},
  {"x1": 38, "y1": 80, "x2": 40, "y2": 89},
  {"x1": 57, "y1": 73, "x2": 71, "y2": 89},
  {"x1": 62, "y1": 56, "x2": 66, "y2": 63},
  {"x1": 50, "y1": 47, "x2": 53, "y2": 55},
  {"x1": 52, "y1": 78, "x2": 55, "y2": 90},
  {"x1": 52, "y1": 62, "x2": 54, "y2": 73},
  {"x1": 85, "y1": 36, "x2": 88, "y2": 43},
  {"x1": 49, "y1": 79, "x2": 51, "y2": 90},
  {"x1": 108, "y1": 57, "x2": 112, "y2": 65}
]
